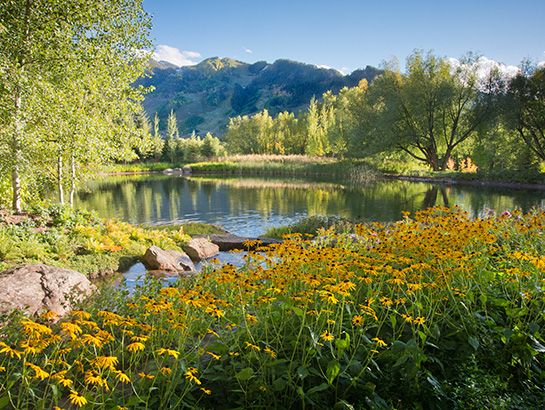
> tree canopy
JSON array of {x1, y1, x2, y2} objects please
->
[{"x1": 0, "y1": 0, "x2": 152, "y2": 212}]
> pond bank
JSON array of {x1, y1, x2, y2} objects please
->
[{"x1": 383, "y1": 173, "x2": 545, "y2": 191}]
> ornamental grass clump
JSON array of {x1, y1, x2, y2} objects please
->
[{"x1": 1, "y1": 206, "x2": 545, "y2": 409}]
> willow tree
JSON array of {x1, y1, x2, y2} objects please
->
[
  {"x1": 0, "y1": 0, "x2": 152, "y2": 212},
  {"x1": 508, "y1": 64, "x2": 545, "y2": 161},
  {"x1": 365, "y1": 50, "x2": 493, "y2": 171}
]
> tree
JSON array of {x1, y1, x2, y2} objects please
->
[
  {"x1": 508, "y1": 64, "x2": 545, "y2": 161},
  {"x1": 0, "y1": 0, "x2": 152, "y2": 212},
  {"x1": 364, "y1": 50, "x2": 493, "y2": 170},
  {"x1": 164, "y1": 109, "x2": 179, "y2": 163}
]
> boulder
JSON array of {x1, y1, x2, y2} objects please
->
[
  {"x1": 0, "y1": 264, "x2": 97, "y2": 318},
  {"x1": 182, "y1": 166, "x2": 192, "y2": 174},
  {"x1": 141, "y1": 245, "x2": 195, "y2": 272},
  {"x1": 183, "y1": 237, "x2": 220, "y2": 261}
]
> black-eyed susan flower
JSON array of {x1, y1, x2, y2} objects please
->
[
  {"x1": 93, "y1": 354, "x2": 119, "y2": 370},
  {"x1": 113, "y1": 370, "x2": 131, "y2": 383},
  {"x1": 184, "y1": 367, "x2": 201, "y2": 385},
  {"x1": 156, "y1": 348, "x2": 179, "y2": 359},
  {"x1": 264, "y1": 346, "x2": 276, "y2": 358},
  {"x1": 134, "y1": 371, "x2": 153, "y2": 381},
  {"x1": 352, "y1": 315, "x2": 363, "y2": 327},
  {"x1": 26, "y1": 363, "x2": 49, "y2": 381},
  {"x1": 159, "y1": 365, "x2": 171, "y2": 376},
  {"x1": 371, "y1": 337, "x2": 387, "y2": 347},
  {"x1": 69, "y1": 390, "x2": 87, "y2": 407},
  {"x1": 0, "y1": 342, "x2": 23, "y2": 359},
  {"x1": 200, "y1": 388, "x2": 211, "y2": 395},
  {"x1": 320, "y1": 330, "x2": 334, "y2": 342},
  {"x1": 244, "y1": 341, "x2": 261, "y2": 351},
  {"x1": 126, "y1": 342, "x2": 145, "y2": 353}
]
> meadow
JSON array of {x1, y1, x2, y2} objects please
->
[{"x1": 1, "y1": 206, "x2": 545, "y2": 409}]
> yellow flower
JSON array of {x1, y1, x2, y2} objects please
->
[
  {"x1": 0, "y1": 342, "x2": 23, "y2": 359},
  {"x1": 414, "y1": 317, "x2": 426, "y2": 325},
  {"x1": 320, "y1": 330, "x2": 334, "y2": 342},
  {"x1": 160, "y1": 366, "x2": 172, "y2": 376},
  {"x1": 26, "y1": 363, "x2": 50, "y2": 380},
  {"x1": 84, "y1": 370, "x2": 106, "y2": 388},
  {"x1": 200, "y1": 388, "x2": 211, "y2": 395},
  {"x1": 352, "y1": 315, "x2": 363, "y2": 327},
  {"x1": 264, "y1": 346, "x2": 276, "y2": 358},
  {"x1": 69, "y1": 390, "x2": 88, "y2": 407},
  {"x1": 207, "y1": 351, "x2": 221, "y2": 360},
  {"x1": 138, "y1": 371, "x2": 155, "y2": 379},
  {"x1": 244, "y1": 341, "x2": 261, "y2": 351},
  {"x1": 245, "y1": 314, "x2": 258, "y2": 324},
  {"x1": 127, "y1": 342, "x2": 145, "y2": 353},
  {"x1": 156, "y1": 348, "x2": 179, "y2": 359},
  {"x1": 113, "y1": 370, "x2": 131, "y2": 383},
  {"x1": 93, "y1": 354, "x2": 119, "y2": 370},
  {"x1": 184, "y1": 367, "x2": 202, "y2": 385},
  {"x1": 371, "y1": 337, "x2": 387, "y2": 347},
  {"x1": 40, "y1": 310, "x2": 60, "y2": 321},
  {"x1": 71, "y1": 310, "x2": 92, "y2": 321}
]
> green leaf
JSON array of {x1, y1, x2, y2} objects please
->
[
  {"x1": 297, "y1": 366, "x2": 309, "y2": 380},
  {"x1": 292, "y1": 305, "x2": 304, "y2": 317},
  {"x1": 236, "y1": 367, "x2": 254, "y2": 381},
  {"x1": 390, "y1": 314, "x2": 397, "y2": 330},
  {"x1": 326, "y1": 360, "x2": 340, "y2": 385},
  {"x1": 468, "y1": 336, "x2": 479, "y2": 351},
  {"x1": 0, "y1": 395, "x2": 10, "y2": 409},
  {"x1": 273, "y1": 377, "x2": 287, "y2": 391},
  {"x1": 418, "y1": 330, "x2": 427, "y2": 343},
  {"x1": 394, "y1": 354, "x2": 409, "y2": 367},
  {"x1": 265, "y1": 359, "x2": 289, "y2": 367},
  {"x1": 478, "y1": 294, "x2": 487, "y2": 305},
  {"x1": 307, "y1": 382, "x2": 329, "y2": 396},
  {"x1": 335, "y1": 332, "x2": 351, "y2": 356}
]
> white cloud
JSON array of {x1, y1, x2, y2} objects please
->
[
  {"x1": 446, "y1": 56, "x2": 520, "y2": 84},
  {"x1": 243, "y1": 47, "x2": 253, "y2": 54},
  {"x1": 153, "y1": 45, "x2": 201, "y2": 67}
]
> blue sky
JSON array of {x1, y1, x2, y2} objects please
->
[{"x1": 142, "y1": 0, "x2": 545, "y2": 73}]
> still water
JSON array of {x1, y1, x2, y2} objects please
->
[{"x1": 75, "y1": 174, "x2": 545, "y2": 237}]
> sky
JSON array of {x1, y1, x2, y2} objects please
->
[{"x1": 142, "y1": 0, "x2": 545, "y2": 74}]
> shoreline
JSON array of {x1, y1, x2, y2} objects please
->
[
  {"x1": 382, "y1": 173, "x2": 545, "y2": 191},
  {"x1": 100, "y1": 167, "x2": 545, "y2": 191}
]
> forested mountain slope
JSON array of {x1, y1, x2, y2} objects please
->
[{"x1": 138, "y1": 57, "x2": 382, "y2": 135}]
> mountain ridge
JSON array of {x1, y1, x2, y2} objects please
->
[{"x1": 138, "y1": 57, "x2": 382, "y2": 136}]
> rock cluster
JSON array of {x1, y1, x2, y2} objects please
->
[{"x1": 0, "y1": 264, "x2": 97, "y2": 319}]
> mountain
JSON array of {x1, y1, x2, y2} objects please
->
[{"x1": 137, "y1": 57, "x2": 382, "y2": 136}]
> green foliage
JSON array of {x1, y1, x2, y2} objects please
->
[
  {"x1": 0, "y1": 0, "x2": 152, "y2": 211},
  {"x1": 508, "y1": 64, "x2": 545, "y2": 160},
  {"x1": 3, "y1": 207, "x2": 545, "y2": 408}
]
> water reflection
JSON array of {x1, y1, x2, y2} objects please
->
[{"x1": 75, "y1": 174, "x2": 545, "y2": 237}]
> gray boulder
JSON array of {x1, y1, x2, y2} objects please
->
[
  {"x1": 141, "y1": 245, "x2": 195, "y2": 272},
  {"x1": 0, "y1": 264, "x2": 97, "y2": 318},
  {"x1": 183, "y1": 237, "x2": 220, "y2": 261}
]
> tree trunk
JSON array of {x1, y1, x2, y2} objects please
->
[
  {"x1": 11, "y1": 94, "x2": 23, "y2": 214},
  {"x1": 58, "y1": 154, "x2": 64, "y2": 205},
  {"x1": 69, "y1": 154, "x2": 76, "y2": 207}
]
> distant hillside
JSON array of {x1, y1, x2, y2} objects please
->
[{"x1": 137, "y1": 57, "x2": 382, "y2": 136}]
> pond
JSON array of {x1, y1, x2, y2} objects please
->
[{"x1": 76, "y1": 173, "x2": 545, "y2": 237}]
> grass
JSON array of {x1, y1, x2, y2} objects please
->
[
  {"x1": 1, "y1": 206, "x2": 545, "y2": 408},
  {"x1": 264, "y1": 215, "x2": 396, "y2": 239}
]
